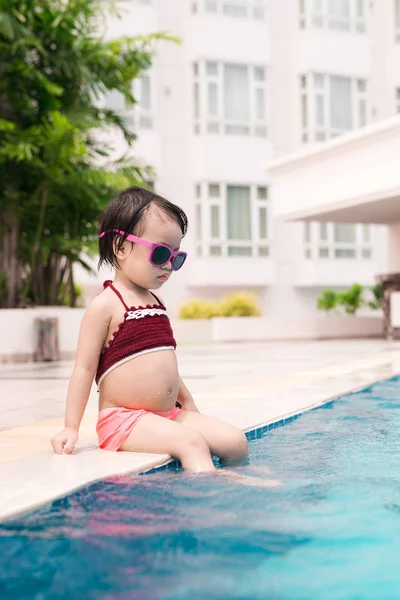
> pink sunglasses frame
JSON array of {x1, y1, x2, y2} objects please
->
[{"x1": 99, "y1": 229, "x2": 187, "y2": 271}]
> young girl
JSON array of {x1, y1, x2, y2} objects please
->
[{"x1": 51, "y1": 186, "x2": 248, "y2": 472}]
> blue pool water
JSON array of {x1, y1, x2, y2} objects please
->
[{"x1": 2, "y1": 377, "x2": 400, "y2": 599}]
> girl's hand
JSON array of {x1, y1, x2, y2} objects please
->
[
  {"x1": 177, "y1": 377, "x2": 200, "y2": 412},
  {"x1": 51, "y1": 427, "x2": 78, "y2": 455}
]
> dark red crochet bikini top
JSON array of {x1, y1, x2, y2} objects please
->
[{"x1": 95, "y1": 280, "x2": 176, "y2": 386}]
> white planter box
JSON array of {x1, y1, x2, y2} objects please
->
[
  {"x1": 174, "y1": 315, "x2": 383, "y2": 344},
  {"x1": 0, "y1": 309, "x2": 383, "y2": 362},
  {"x1": 0, "y1": 307, "x2": 85, "y2": 362},
  {"x1": 170, "y1": 319, "x2": 212, "y2": 344}
]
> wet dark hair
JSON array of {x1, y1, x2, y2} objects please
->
[{"x1": 98, "y1": 186, "x2": 188, "y2": 269}]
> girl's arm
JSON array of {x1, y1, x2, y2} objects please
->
[
  {"x1": 51, "y1": 298, "x2": 111, "y2": 454},
  {"x1": 177, "y1": 376, "x2": 200, "y2": 412}
]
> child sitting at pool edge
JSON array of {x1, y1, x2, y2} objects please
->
[{"x1": 51, "y1": 186, "x2": 248, "y2": 472}]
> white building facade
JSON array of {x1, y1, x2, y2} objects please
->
[{"x1": 78, "y1": 0, "x2": 400, "y2": 316}]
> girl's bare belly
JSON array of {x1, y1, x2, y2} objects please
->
[{"x1": 98, "y1": 350, "x2": 180, "y2": 412}]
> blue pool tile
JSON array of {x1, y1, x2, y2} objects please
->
[{"x1": 140, "y1": 400, "x2": 339, "y2": 475}]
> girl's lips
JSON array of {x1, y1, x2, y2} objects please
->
[{"x1": 158, "y1": 274, "x2": 169, "y2": 280}]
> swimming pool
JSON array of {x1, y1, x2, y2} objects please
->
[{"x1": 1, "y1": 376, "x2": 400, "y2": 599}]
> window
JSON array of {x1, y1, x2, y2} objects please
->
[
  {"x1": 102, "y1": 89, "x2": 125, "y2": 112},
  {"x1": 192, "y1": 0, "x2": 266, "y2": 20},
  {"x1": 300, "y1": 0, "x2": 366, "y2": 32},
  {"x1": 334, "y1": 223, "x2": 355, "y2": 243},
  {"x1": 303, "y1": 222, "x2": 373, "y2": 260},
  {"x1": 300, "y1": 72, "x2": 368, "y2": 259},
  {"x1": 102, "y1": 73, "x2": 154, "y2": 131},
  {"x1": 196, "y1": 204, "x2": 202, "y2": 241},
  {"x1": 136, "y1": 75, "x2": 153, "y2": 129},
  {"x1": 329, "y1": 0, "x2": 352, "y2": 31},
  {"x1": 193, "y1": 61, "x2": 267, "y2": 136},
  {"x1": 396, "y1": 88, "x2": 400, "y2": 114},
  {"x1": 299, "y1": 0, "x2": 306, "y2": 27},
  {"x1": 300, "y1": 73, "x2": 367, "y2": 143},
  {"x1": 226, "y1": 186, "x2": 252, "y2": 255},
  {"x1": 396, "y1": 0, "x2": 400, "y2": 41},
  {"x1": 195, "y1": 183, "x2": 269, "y2": 258},
  {"x1": 334, "y1": 223, "x2": 356, "y2": 258}
]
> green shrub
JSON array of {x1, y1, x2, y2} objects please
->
[
  {"x1": 317, "y1": 289, "x2": 338, "y2": 313},
  {"x1": 337, "y1": 283, "x2": 364, "y2": 315},
  {"x1": 217, "y1": 293, "x2": 261, "y2": 317},
  {"x1": 178, "y1": 299, "x2": 220, "y2": 319},
  {"x1": 178, "y1": 293, "x2": 261, "y2": 319},
  {"x1": 368, "y1": 283, "x2": 382, "y2": 310}
]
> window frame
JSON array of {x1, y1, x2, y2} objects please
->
[
  {"x1": 300, "y1": 72, "x2": 368, "y2": 143},
  {"x1": 193, "y1": 61, "x2": 268, "y2": 137},
  {"x1": 131, "y1": 73, "x2": 155, "y2": 130},
  {"x1": 303, "y1": 222, "x2": 373, "y2": 261},
  {"x1": 396, "y1": 0, "x2": 400, "y2": 41},
  {"x1": 101, "y1": 71, "x2": 155, "y2": 132},
  {"x1": 195, "y1": 182, "x2": 270, "y2": 258},
  {"x1": 192, "y1": 0, "x2": 267, "y2": 20},
  {"x1": 396, "y1": 87, "x2": 400, "y2": 113},
  {"x1": 299, "y1": 0, "x2": 367, "y2": 33}
]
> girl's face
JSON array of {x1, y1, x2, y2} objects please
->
[{"x1": 115, "y1": 207, "x2": 184, "y2": 290}]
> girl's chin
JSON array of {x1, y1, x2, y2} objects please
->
[{"x1": 154, "y1": 278, "x2": 166, "y2": 287}]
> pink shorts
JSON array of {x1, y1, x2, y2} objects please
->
[{"x1": 96, "y1": 405, "x2": 182, "y2": 451}]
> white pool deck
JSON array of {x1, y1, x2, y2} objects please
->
[{"x1": 1, "y1": 339, "x2": 400, "y2": 522}]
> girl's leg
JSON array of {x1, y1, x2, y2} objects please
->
[
  {"x1": 175, "y1": 410, "x2": 248, "y2": 462},
  {"x1": 119, "y1": 413, "x2": 215, "y2": 473},
  {"x1": 174, "y1": 412, "x2": 282, "y2": 488}
]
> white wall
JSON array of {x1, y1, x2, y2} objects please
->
[
  {"x1": 388, "y1": 222, "x2": 400, "y2": 272},
  {"x1": 271, "y1": 119, "x2": 400, "y2": 220},
  {"x1": 266, "y1": 0, "x2": 390, "y2": 315},
  {"x1": 192, "y1": 137, "x2": 273, "y2": 182},
  {"x1": 75, "y1": 0, "x2": 395, "y2": 320},
  {"x1": 211, "y1": 315, "x2": 383, "y2": 341},
  {"x1": 0, "y1": 308, "x2": 85, "y2": 361},
  {"x1": 188, "y1": 12, "x2": 270, "y2": 65},
  {"x1": 292, "y1": 256, "x2": 383, "y2": 287},
  {"x1": 297, "y1": 31, "x2": 370, "y2": 77},
  {"x1": 0, "y1": 309, "x2": 383, "y2": 362}
]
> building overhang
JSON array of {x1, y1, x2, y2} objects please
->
[
  {"x1": 281, "y1": 187, "x2": 400, "y2": 224},
  {"x1": 268, "y1": 116, "x2": 400, "y2": 224}
]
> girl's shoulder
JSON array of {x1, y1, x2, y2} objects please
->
[
  {"x1": 76, "y1": 292, "x2": 114, "y2": 343},
  {"x1": 85, "y1": 287, "x2": 116, "y2": 322}
]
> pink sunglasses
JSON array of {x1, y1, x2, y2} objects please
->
[{"x1": 99, "y1": 229, "x2": 187, "y2": 271}]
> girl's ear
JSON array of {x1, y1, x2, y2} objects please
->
[{"x1": 114, "y1": 240, "x2": 128, "y2": 262}]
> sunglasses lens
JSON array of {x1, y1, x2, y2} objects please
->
[
  {"x1": 172, "y1": 253, "x2": 186, "y2": 271},
  {"x1": 151, "y1": 245, "x2": 171, "y2": 266}
]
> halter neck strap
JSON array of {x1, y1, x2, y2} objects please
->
[
  {"x1": 149, "y1": 291, "x2": 163, "y2": 306},
  {"x1": 103, "y1": 280, "x2": 129, "y2": 311}
]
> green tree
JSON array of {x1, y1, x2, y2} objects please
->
[
  {"x1": 0, "y1": 0, "x2": 169, "y2": 307},
  {"x1": 317, "y1": 289, "x2": 338, "y2": 313},
  {"x1": 368, "y1": 283, "x2": 382, "y2": 310},
  {"x1": 337, "y1": 284, "x2": 364, "y2": 316}
]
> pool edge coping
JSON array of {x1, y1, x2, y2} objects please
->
[{"x1": 1, "y1": 369, "x2": 396, "y2": 523}]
